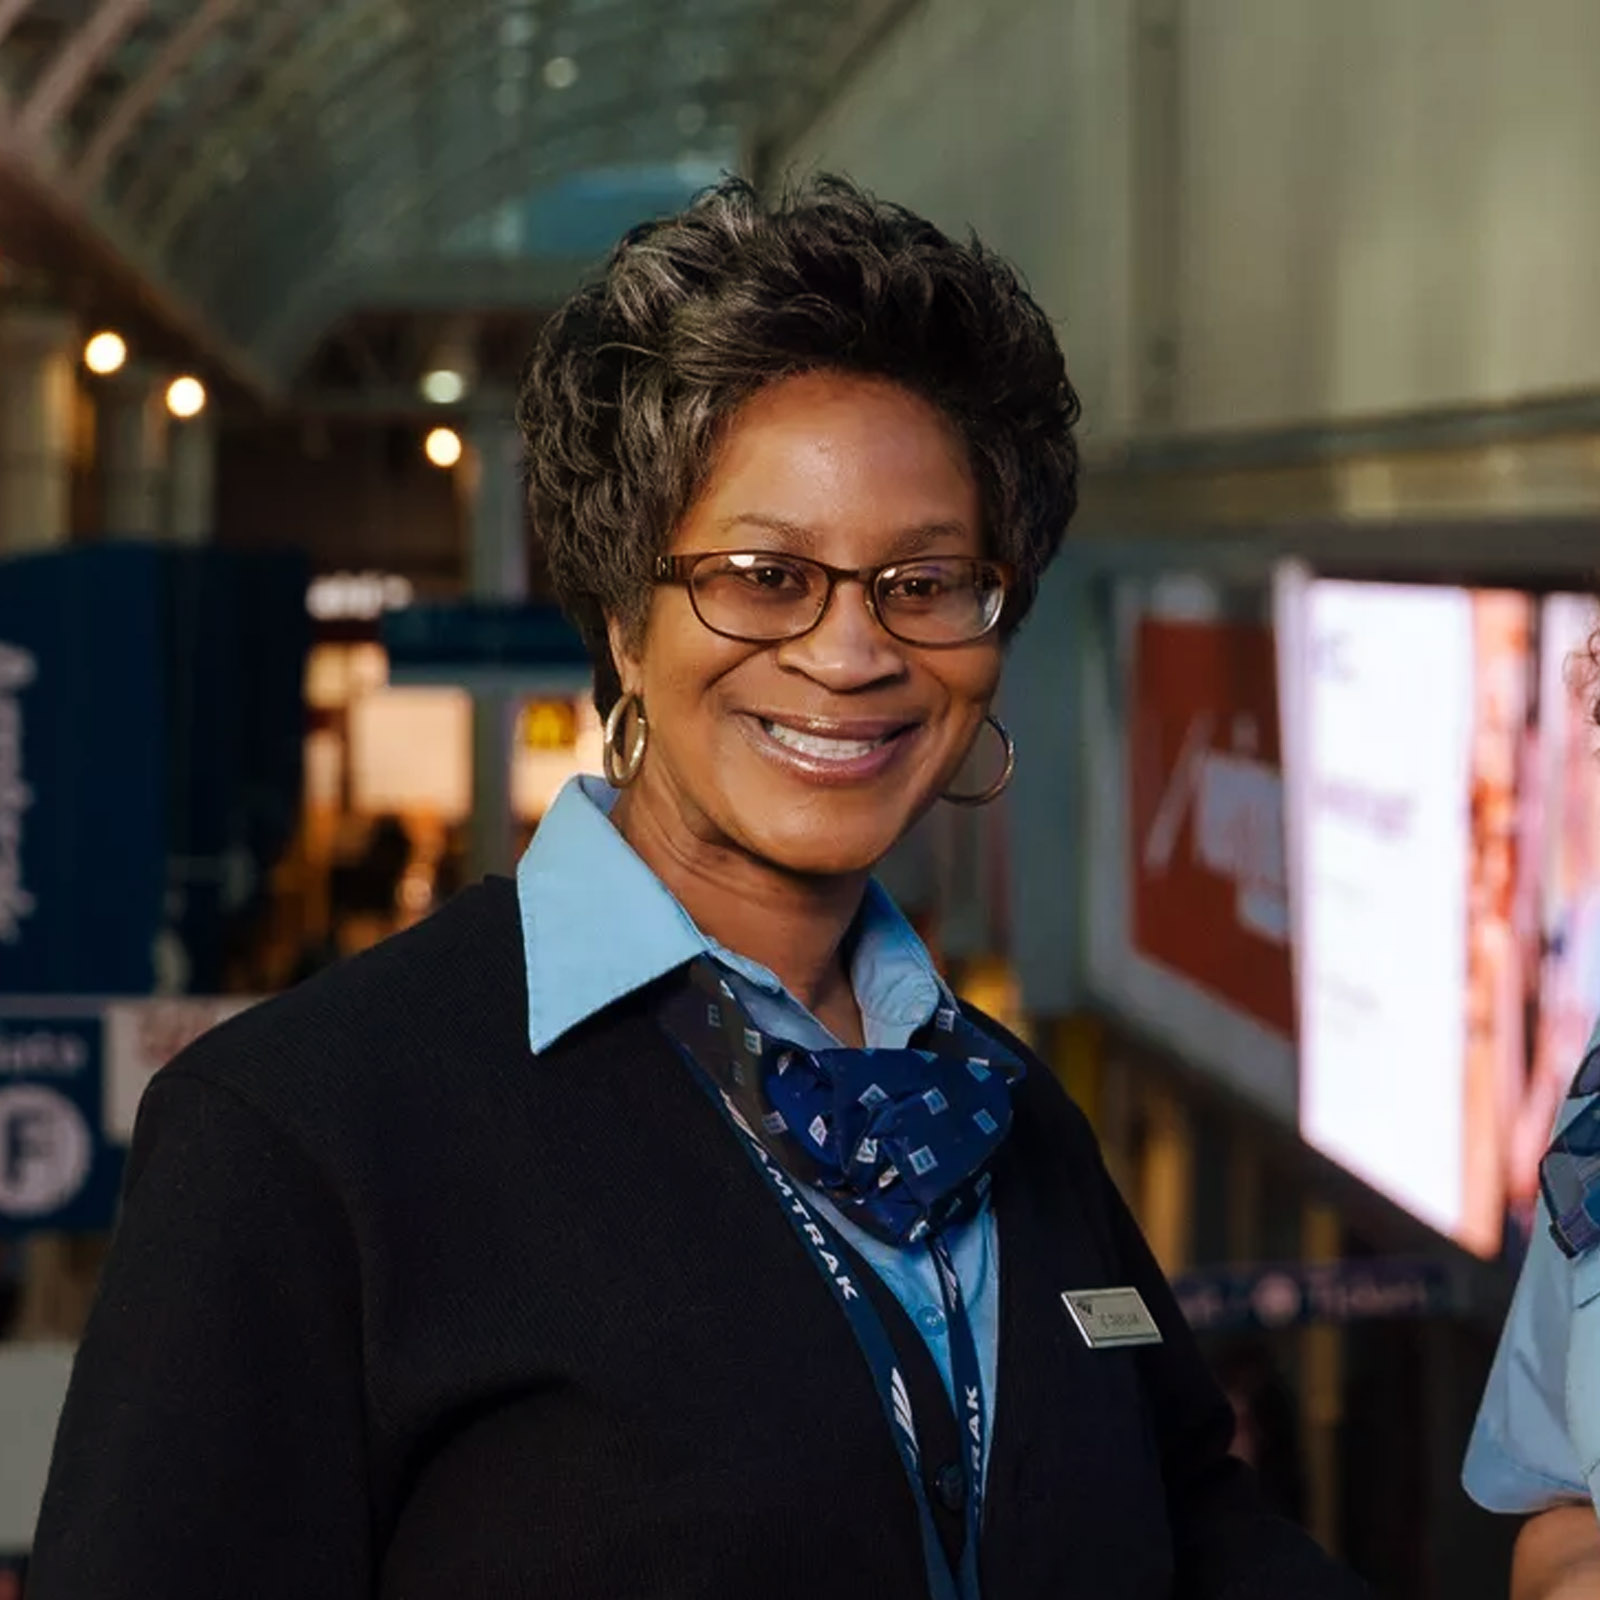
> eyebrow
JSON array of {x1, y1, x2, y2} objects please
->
[{"x1": 711, "y1": 513, "x2": 972, "y2": 557}]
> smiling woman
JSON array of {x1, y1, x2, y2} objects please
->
[
  {"x1": 27, "y1": 178, "x2": 1369, "y2": 1600},
  {"x1": 605, "y1": 372, "x2": 1007, "y2": 950}
]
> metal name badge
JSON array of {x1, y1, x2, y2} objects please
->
[{"x1": 1061, "y1": 1287, "x2": 1164, "y2": 1350}]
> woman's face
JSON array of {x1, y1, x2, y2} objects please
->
[{"x1": 609, "y1": 370, "x2": 1003, "y2": 879}]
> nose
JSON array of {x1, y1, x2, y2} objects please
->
[{"x1": 773, "y1": 578, "x2": 907, "y2": 691}]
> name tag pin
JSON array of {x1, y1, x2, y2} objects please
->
[{"x1": 1061, "y1": 1287, "x2": 1164, "y2": 1349}]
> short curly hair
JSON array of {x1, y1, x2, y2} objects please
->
[{"x1": 516, "y1": 174, "x2": 1081, "y2": 714}]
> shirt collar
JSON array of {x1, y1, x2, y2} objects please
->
[{"x1": 516, "y1": 774, "x2": 953, "y2": 1053}]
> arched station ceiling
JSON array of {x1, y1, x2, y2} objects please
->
[{"x1": 0, "y1": 0, "x2": 915, "y2": 395}]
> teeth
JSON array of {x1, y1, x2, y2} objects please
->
[{"x1": 762, "y1": 721, "x2": 887, "y2": 761}]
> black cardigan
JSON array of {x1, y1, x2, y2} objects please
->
[{"x1": 28, "y1": 878, "x2": 1367, "y2": 1599}]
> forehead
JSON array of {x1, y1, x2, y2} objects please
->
[{"x1": 674, "y1": 371, "x2": 981, "y2": 555}]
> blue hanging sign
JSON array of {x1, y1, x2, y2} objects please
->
[
  {"x1": 0, "y1": 546, "x2": 168, "y2": 995},
  {"x1": 382, "y1": 602, "x2": 591, "y2": 694}
]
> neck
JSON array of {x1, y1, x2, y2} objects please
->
[{"x1": 610, "y1": 782, "x2": 868, "y2": 1046}]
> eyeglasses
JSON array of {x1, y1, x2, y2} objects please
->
[{"x1": 655, "y1": 551, "x2": 1015, "y2": 648}]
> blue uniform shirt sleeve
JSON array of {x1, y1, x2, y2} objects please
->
[{"x1": 1464, "y1": 1175, "x2": 1590, "y2": 1512}]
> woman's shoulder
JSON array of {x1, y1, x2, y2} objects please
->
[{"x1": 159, "y1": 876, "x2": 529, "y2": 1143}]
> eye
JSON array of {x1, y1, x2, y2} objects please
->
[
  {"x1": 716, "y1": 554, "x2": 812, "y2": 594},
  {"x1": 880, "y1": 561, "x2": 966, "y2": 604},
  {"x1": 742, "y1": 563, "x2": 806, "y2": 591}
]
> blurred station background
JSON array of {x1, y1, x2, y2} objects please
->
[{"x1": 2, "y1": 0, "x2": 1599, "y2": 1593}]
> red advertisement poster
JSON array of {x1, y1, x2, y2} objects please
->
[{"x1": 1129, "y1": 617, "x2": 1295, "y2": 1038}]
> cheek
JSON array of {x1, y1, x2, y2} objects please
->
[
  {"x1": 634, "y1": 610, "x2": 758, "y2": 739},
  {"x1": 936, "y1": 648, "x2": 1005, "y2": 721}
]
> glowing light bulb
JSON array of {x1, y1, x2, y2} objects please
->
[
  {"x1": 84, "y1": 331, "x2": 128, "y2": 375},
  {"x1": 420, "y1": 368, "x2": 467, "y2": 405},
  {"x1": 166, "y1": 375, "x2": 207, "y2": 418},
  {"x1": 424, "y1": 427, "x2": 463, "y2": 469}
]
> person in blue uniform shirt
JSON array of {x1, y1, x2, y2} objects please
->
[
  {"x1": 1467, "y1": 1016, "x2": 1600, "y2": 1599},
  {"x1": 28, "y1": 177, "x2": 1367, "y2": 1599}
]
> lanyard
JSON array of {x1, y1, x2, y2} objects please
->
[
  {"x1": 929, "y1": 1232, "x2": 986, "y2": 1591},
  {"x1": 668, "y1": 1035, "x2": 988, "y2": 1600}
]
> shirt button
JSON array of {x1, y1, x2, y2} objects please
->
[
  {"x1": 933, "y1": 1462, "x2": 967, "y2": 1512},
  {"x1": 916, "y1": 1305, "x2": 947, "y2": 1336}
]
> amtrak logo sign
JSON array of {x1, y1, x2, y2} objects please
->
[
  {"x1": 0, "y1": 1084, "x2": 92, "y2": 1215},
  {"x1": 0, "y1": 1018, "x2": 122, "y2": 1234}
]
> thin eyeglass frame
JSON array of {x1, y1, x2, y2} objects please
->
[{"x1": 654, "y1": 551, "x2": 1016, "y2": 648}]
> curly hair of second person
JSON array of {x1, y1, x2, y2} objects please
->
[{"x1": 516, "y1": 174, "x2": 1082, "y2": 714}]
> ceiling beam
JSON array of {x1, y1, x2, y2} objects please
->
[
  {"x1": 114, "y1": 0, "x2": 314, "y2": 220},
  {"x1": 0, "y1": 127, "x2": 277, "y2": 399},
  {"x1": 159, "y1": 26, "x2": 700, "y2": 293},
  {"x1": 16, "y1": 0, "x2": 149, "y2": 148},
  {"x1": 186, "y1": 56, "x2": 767, "y2": 350},
  {"x1": 248, "y1": 3, "x2": 656, "y2": 200},
  {"x1": 139, "y1": 0, "x2": 494, "y2": 252},
  {"x1": 27, "y1": 0, "x2": 879, "y2": 380},
  {"x1": 181, "y1": 0, "x2": 851, "y2": 276},
  {"x1": 134, "y1": 0, "x2": 772, "y2": 266},
  {"x1": 168, "y1": 8, "x2": 775, "y2": 289},
  {"x1": 70, "y1": 0, "x2": 241, "y2": 198}
]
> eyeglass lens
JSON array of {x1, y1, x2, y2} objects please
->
[{"x1": 687, "y1": 553, "x2": 1005, "y2": 645}]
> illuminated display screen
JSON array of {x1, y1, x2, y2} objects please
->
[{"x1": 1279, "y1": 575, "x2": 1600, "y2": 1258}]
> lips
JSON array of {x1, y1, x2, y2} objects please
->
[
  {"x1": 762, "y1": 722, "x2": 893, "y2": 761},
  {"x1": 740, "y1": 713, "x2": 919, "y2": 782}
]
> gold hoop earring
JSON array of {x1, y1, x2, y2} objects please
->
[
  {"x1": 603, "y1": 692, "x2": 648, "y2": 787},
  {"x1": 942, "y1": 714, "x2": 1015, "y2": 807}
]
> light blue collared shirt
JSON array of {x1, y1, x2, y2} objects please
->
[
  {"x1": 517, "y1": 774, "x2": 1000, "y2": 1470},
  {"x1": 1464, "y1": 1025, "x2": 1600, "y2": 1516}
]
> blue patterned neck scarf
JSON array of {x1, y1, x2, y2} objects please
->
[
  {"x1": 1541, "y1": 1043, "x2": 1600, "y2": 1258},
  {"x1": 658, "y1": 957, "x2": 1024, "y2": 1247}
]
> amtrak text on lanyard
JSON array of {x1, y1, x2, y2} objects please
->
[
  {"x1": 675, "y1": 1050, "x2": 985, "y2": 1600},
  {"x1": 657, "y1": 960, "x2": 1019, "y2": 1600}
]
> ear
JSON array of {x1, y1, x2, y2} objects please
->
[{"x1": 605, "y1": 613, "x2": 643, "y2": 695}]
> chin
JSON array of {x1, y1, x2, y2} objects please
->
[{"x1": 739, "y1": 815, "x2": 906, "y2": 880}]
